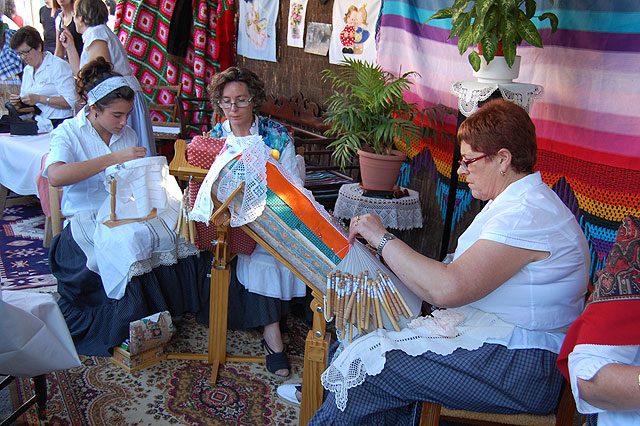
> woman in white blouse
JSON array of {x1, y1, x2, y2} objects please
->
[
  {"x1": 9, "y1": 26, "x2": 75, "y2": 132},
  {"x1": 58, "y1": 0, "x2": 155, "y2": 156},
  {"x1": 306, "y1": 99, "x2": 591, "y2": 424}
]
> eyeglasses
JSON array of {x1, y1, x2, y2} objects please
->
[
  {"x1": 17, "y1": 47, "x2": 33, "y2": 57},
  {"x1": 218, "y1": 97, "x2": 253, "y2": 109},
  {"x1": 458, "y1": 153, "x2": 490, "y2": 172}
]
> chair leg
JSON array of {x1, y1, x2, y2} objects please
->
[
  {"x1": 0, "y1": 184, "x2": 7, "y2": 219},
  {"x1": 33, "y1": 375, "x2": 47, "y2": 419},
  {"x1": 419, "y1": 401, "x2": 441, "y2": 426},
  {"x1": 43, "y1": 216, "x2": 52, "y2": 247}
]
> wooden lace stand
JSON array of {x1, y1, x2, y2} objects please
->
[
  {"x1": 102, "y1": 179, "x2": 158, "y2": 228},
  {"x1": 168, "y1": 139, "x2": 329, "y2": 426}
]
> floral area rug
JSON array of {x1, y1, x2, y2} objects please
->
[
  {"x1": 9, "y1": 313, "x2": 309, "y2": 425},
  {"x1": 0, "y1": 200, "x2": 56, "y2": 291}
]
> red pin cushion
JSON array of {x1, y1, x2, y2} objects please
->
[{"x1": 186, "y1": 135, "x2": 257, "y2": 254}]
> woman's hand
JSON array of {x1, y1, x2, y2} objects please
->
[
  {"x1": 112, "y1": 147, "x2": 147, "y2": 164},
  {"x1": 59, "y1": 26, "x2": 72, "y2": 50},
  {"x1": 17, "y1": 93, "x2": 39, "y2": 106},
  {"x1": 348, "y1": 213, "x2": 387, "y2": 246},
  {"x1": 9, "y1": 93, "x2": 21, "y2": 106}
]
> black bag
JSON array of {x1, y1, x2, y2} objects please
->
[{"x1": 4, "y1": 102, "x2": 38, "y2": 136}]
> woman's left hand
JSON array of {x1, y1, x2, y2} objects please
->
[
  {"x1": 348, "y1": 213, "x2": 387, "y2": 246},
  {"x1": 18, "y1": 93, "x2": 38, "y2": 106}
]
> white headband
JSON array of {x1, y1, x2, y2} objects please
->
[{"x1": 87, "y1": 76, "x2": 130, "y2": 106}]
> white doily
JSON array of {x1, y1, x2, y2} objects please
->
[
  {"x1": 217, "y1": 136, "x2": 269, "y2": 227},
  {"x1": 190, "y1": 134, "x2": 268, "y2": 226},
  {"x1": 321, "y1": 306, "x2": 516, "y2": 411},
  {"x1": 451, "y1": 80, "x2": 543, "y2": 117},
  {"x1": 333, "y1": 183, "x2": 422, "y2": 230}
]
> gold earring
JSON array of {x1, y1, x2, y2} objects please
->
[{"x1": 500, "y1": 170, "x2": 505, "y2": 176}]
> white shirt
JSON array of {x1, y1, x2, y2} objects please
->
[
  {"x1": 43, "y1": 107, "x2": 138, "y2": 217},
  {"x1": 454, "y1": 172, "x2": 590, "y2": 353},
  {"x1": 2, "y1": 15, "x2": 19, "y2": 30},
  {"x1": 218, "y1": 117, "x2": 306, "y2": 299},
  {"x1": 20, "y1": 52, "x2": 75, "y2": 127},
  {"x1": 80, "y1": 25, "x2": 141, "y2": 92},
  {"x1": 568, "y1": 345, "x2": 640, "y2": 426}
]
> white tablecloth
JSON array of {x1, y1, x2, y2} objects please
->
[
  {"x1": 0, "y1": 289, "x2": 81, "y2": 377},
  {"x1": 0, "y1": 133, "x2": 51, "y2": 196},
  {"x1": 334, "y1": 183, "x2": 423, "y2": 230}
]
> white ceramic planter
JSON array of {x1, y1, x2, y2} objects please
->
[{"x1": 472, "y1": 55, "x2": 521, "y2": 84}]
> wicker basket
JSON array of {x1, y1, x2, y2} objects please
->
[{"x1": 0, "y1": 78, "x2": 21, "y2": 116}]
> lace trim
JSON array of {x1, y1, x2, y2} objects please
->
[
  {"x1": 451, "y1": 81, "x2": 544, "y2": 117},
  {"x1": 126, "y1": 240, "x2": 198, "y2": 282},
  {"x1": 320, "y1": 306, "x2": 516, "y2": 411}
]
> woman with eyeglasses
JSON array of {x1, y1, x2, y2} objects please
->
[
  {"x1": 304, "y1": 99, "x2": 591, "y2": 424},
  {"x1": 8, "y1": 26, "x2": 75, "y2": 132},
  {"x1": 58, "y1": 0, "x2": 155, "y2": 156},
  {"x1": 205, "y1": 66, "x2": 304, "y2": 379}
]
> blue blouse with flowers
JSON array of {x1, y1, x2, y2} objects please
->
[{"x1": 208, "y1": 115, "x2": 301, "y2": 183}]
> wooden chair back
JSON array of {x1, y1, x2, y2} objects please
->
[
  {"x1": 176, "y1": 96, "x2": 214, "y2": 138},
  {"x1": 140, "y1": 84, "x2": 183, "y2": 146}
]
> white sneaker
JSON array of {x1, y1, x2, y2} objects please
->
[{"x1": 277, "y1": 384, "x2": 302, "y2": 406}]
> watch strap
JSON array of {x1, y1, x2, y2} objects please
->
[{"x1": 377, "y1": 232, "x2": 396, "y2": 257}]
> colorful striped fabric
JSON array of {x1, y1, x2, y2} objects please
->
[{"x1": 378, "y1": 0, "x2": 640, "y2": 280}]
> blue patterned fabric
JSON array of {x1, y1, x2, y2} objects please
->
[
  {"x1": 209, "y1": 116, "x2": 293, "y2": 151},
  {"x1": 0, "y1": 29, "x2": 21, "y2": 80},
  {"x1": 309, "y1": 343, "x2": 563, "y2": 426}
]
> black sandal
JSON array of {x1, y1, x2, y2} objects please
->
[{"x1": 261, "y1": 339, "x2": 290, "y2": 378}]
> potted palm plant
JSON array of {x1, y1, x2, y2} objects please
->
[
  {"x1": 322, "y1": 58, "x2": 451, "y2": 191},
  {"x1": 426, "y1": 0, "x2": 559, "y2": 76}
]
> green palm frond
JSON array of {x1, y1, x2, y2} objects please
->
[{"x1": 322, "y1": 58, "x2": 453, "y2": 170}]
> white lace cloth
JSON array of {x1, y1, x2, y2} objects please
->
[
  {"x1": 70, "y1": 159, "x2": 197, "y2": 300},
  {"x1": 451, "y1": 80, "x2": 543, "y2": 117},
  {"x1": 321, "y1": 305, "x2": 516, "y2": 411},
  {"x1": 333, "y1": 183, "x2": 422, "y2": 230},
  {"x1": 190, "y1": 134, "x2": 313, "y2": 227}
]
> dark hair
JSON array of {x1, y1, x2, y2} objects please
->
[
  {"x1": 77, "y1": 57, "x2": 134, "y2": 110},
  {"x1": 10, "y1": 26, "x2": 44, "y2": 51},
  {"x1": 74, "y1": 0, "x2": 108, "y2": 27},
  {"x1": 4, "y1": 0, "x2": 15, "y2": 17},
  {"x1": 207, "y1": 67, "x2": 266, "y2": 116},
  {"x1": 457, "y1": 99, "x2": 537, "y2": 174}
]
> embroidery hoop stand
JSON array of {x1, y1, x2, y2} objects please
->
[{"x1": 103, "y1": 179, "x2": 158, "y2": 228}]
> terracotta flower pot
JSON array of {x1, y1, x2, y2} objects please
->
[{"x1": 357, "y1": 148, "x2": 407, "y2": 191}]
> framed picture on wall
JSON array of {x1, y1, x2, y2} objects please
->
[{"x1": 304, "y1": 22, "x2": 332, "y2": 56}]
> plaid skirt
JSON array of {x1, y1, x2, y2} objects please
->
[{"x1": 309, "y1": 341, "x2": 563, "y2": 426}]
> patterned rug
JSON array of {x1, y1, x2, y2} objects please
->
[
  {"x1": 9, "y1": 313, "x2": 309, "y2": 425},
  {"x1": 0, "y1": 201, "x2": 56, "y2": 291}
]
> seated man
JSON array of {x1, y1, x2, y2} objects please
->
[{"x1": 558, "y1": 215, "x2": 640, "y2": 426}]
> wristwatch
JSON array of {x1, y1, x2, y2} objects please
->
[
  {"x1": 46, "y1": 96, "x2": 50, "y2": 105},
  {"x1": 376, "y1": 232, "x2": 396, "y2": 257}
]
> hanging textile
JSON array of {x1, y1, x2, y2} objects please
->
[
  {"x1": 237, "y1": 0, "x2": 278, "y2": 62},
  {"x1": 329, "y1": 0, "x2": 381, "y2": 65},
  {"x1": 287, "y1": 0, "x2": 309, "y2": 48},
  {"x1": 114, "y1": 0, "x2": 235, "y2": 119},
  {"x1": 376, "y1": 0, "x2": 640, "y2": 281}
]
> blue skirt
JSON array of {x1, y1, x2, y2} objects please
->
[
  {"x1": 50, "y1": 225, "x2": 212, "y2": 356},
  {"x1": 309, "y1": 341, "x2": 564, "y2": 426}
]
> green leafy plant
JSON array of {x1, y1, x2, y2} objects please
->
[
  {"x1": 322, "y1": 58, "x2": 453, "y2": 170},
  {"x1": 425, "y1": 0, "x2": 559, "y2": 71}
]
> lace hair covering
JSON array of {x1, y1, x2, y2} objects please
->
[{"x1": 87, "y1": 76, "x2": 129, "y2": 106}]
